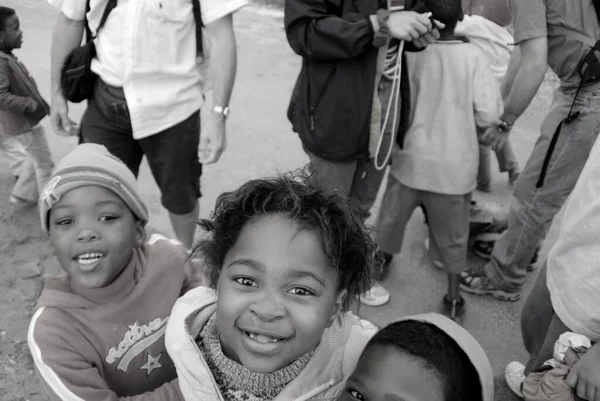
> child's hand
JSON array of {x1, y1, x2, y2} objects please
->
[
  {"x1": 388, "y1": 12, "x2": 445, "y2": 44},
  {"x1": 480, "y1": 124, "x2": 510, "y2": 151},
  {"x1": 566, "y1": 343, "x2": 600, "y2": 401}
]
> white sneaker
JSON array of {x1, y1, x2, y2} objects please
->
[
  {"x1": 359, "y1": 283, "x2": 390, "y2": 307},
  {"x1": 505, "y1": 361, "x2": 526, "y2": 398},
  {"x1": 424, "y1": 238, "x2": 444, "y2": 269}
]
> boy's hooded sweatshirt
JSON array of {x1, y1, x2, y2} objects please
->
[
  {"x1": 165, "y1": 286, "x2": 378, "y2": 401},
  {"x1": 397, "y1": 313, "x2": 495, "y2": 401},
  {"x1": 28, "y1": 234, "x2": 193, "y2": 401}
]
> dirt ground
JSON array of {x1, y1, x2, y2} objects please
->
[{"x1": 0, "y1": 1, "x2": 559, "y2": 400}]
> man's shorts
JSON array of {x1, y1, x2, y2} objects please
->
[{"x1": 80, "y1": 79, "x2": 202, "y2": 215}]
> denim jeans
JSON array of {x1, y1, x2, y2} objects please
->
[
  {"x1": 521, "y1": 264, "x2": 570, "y2": 374},
  {"x1": 11, "y1": 125, "x2": 54, "y2": 202},
  {"x1": 485, "y1": 82, "x2": 600, "y2": 292},
  {"x1": 477, "y1": 140, "x2": 519, "y2": 187},
  {"x1": 0, "y1": 132, "x2": 27, "y2": 177},
  {"x1": 305, "y1": 149, "x2": 386, "y2": 220}
]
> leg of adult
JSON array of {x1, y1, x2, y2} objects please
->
[
  {"x1": 0, "y1": 132, "x2": 27, "y2": 177},
  {"x1": 462, "y1": 85, "x2": 600, "y2": 298},
  {"x1": 141, "y1": 110, "x2": 201, "y2": 249},
  {"x1": 348, "y1": 158, "x2": 387, "y2": 220},
  {"x1": 374, "y1": 176, "x2": 420, "y2": 255},
  {"x1": 81, "y1": 80, "x2": 144, "y2": 176},
  {"x1": 520, "y1": 263, "x2": 571, "y2": 374},
  {"x1": 478, "y1": 144, "x2": 492, "y2": 191},
  {"x1": 304, "y1": 146, "x2": 357, "y2": 199}
]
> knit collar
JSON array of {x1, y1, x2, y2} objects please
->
[{"x1": 199, "y1": 314, "x2": 315, "y2": 399}]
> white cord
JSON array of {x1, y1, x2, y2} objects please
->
[{"x1": 374, "y1": 40, "x2": 405, "y2": 171}]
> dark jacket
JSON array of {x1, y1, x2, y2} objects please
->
[
  {"x1": 285, "y1": 0, "x2": 422, "y2": 162},
  {"x1": 285, "y1": 0, "x2": 385, "y2": 162},
  {"x1": 0, "y1": 51, "x2": 49, "y2": 136}
]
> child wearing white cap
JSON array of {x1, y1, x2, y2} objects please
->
[{"x1": 28, "y1": 143, "x2": 205, "y2": 401}]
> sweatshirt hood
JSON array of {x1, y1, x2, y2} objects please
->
[{"x1": 396, "y1": 313, "x2": 494, "y2": 401}]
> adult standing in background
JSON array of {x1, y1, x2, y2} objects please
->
[{"x1": 46, "y1": 0, "x2": 247, "y2": 249}]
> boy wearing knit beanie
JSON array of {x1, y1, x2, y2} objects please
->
[{"x1": 28, "y1": 144, "x2": 204, "y2": 400}]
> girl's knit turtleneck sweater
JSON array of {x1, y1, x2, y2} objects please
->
[{"x1": 198, "y1": 314, "x2": 315, "y2": 401}]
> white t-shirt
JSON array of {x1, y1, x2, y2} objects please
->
[
  {"x1": 390, "y1": 41, "x2": 503, "y2": 195},
  {"x1": 547, "y1": 138, "x2": 600, "y2": 342},
  {"x1": 48, "y1": 0, "x2": 248, "y2": 139}
]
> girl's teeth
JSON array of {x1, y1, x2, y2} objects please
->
[
  {"x1": 77, "y1": 253, "x2": 104, "y2": 265},
  {"x1": 248, "y1": 332, "x2": 280, "y2": 343}
]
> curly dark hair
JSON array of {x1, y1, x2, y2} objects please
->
[
  {"x1": 192, "y1": 169, "x2": 376, "y2": 310},
  {"x1": 365, "y1": 320, "x2": 483, "y2": 401}
]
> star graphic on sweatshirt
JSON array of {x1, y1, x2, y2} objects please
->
[{"x1": 140, "y1": 352, "x2": 162, "y2": 376}]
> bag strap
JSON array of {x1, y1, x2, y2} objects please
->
[
  {"x1": 191, "y1": 0, "x2": 203, "y2": 54},
  {"x1": 93, "y1": 0, "x2": 118, "y2": 39}
]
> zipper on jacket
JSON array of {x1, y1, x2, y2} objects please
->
[{"x1": 309, "y1": 64, "x2": 337, "y2": 132}]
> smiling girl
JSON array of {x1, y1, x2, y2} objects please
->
[{"x1": 165, "y1": 171, "x2": 378, "y2": 400}]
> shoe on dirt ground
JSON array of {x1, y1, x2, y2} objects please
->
[
  {"x1": 471, "y1": 242, "x2": 540, "y2": 273},
  {"x1": 460, "y1": 265, "x2": 521, "y2": 301},
  {"x1": 505, "y1": 361, "x2": 526, "y2": 398},
  {"x1": 424, "y1": 238, "x2": 444, "y2": 269},
  {"x1": 359, "y1": 283, "x2": 391, "y2": 307}
]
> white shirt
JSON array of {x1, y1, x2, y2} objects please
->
[
  {"x1": 390, "y1": 41, "x2": 503, "y2": 195},
  {"x1": 455, "y1": 15, "x2": 514, "y2": 84},
  {"x1": 48, "y1": 0, "x2": 248, "y2": 139},
  {"x1": 547, "y1": 138, "x2": 600, "y2": 342}
]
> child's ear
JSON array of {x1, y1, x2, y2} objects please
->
[
  {"x1": 134, "y1": 221, "x2": 147, "y2": 247},
  {"x1": 326, "y1": 289, "x2": 348, "y2": 328}
]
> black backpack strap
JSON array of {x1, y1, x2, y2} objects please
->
[
  {"x1": 93, "y1": 0, "x2": 118, "y2": 39},
  {"x1": 191, "y1": 0, "x2": 203, "y2": 54}
]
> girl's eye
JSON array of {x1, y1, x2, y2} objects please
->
[
  {"x1": 55, "y1": 219, "x2": 73, "y2": 226},
  {"x1": 99, "y1": 215, "x2": 119, "y2": 222},
  {"x1": 348, "y1": 389, "x2": 365, "y2": 400},
  {"x1": 234, "y1": 277, "x2": 258, "y2": 287},
  {"x1": 288, "y1": 287, "x2": 315, "y2": 296}
]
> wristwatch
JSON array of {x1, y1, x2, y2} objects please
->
[
  {"x1": 498, "y1": 119, "x2": 513, "y2": 132},
  {"x1": 212, "y1": 105, "x2": 230, "y2": 119}
]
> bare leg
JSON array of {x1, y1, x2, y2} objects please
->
[{"x1": 169, "y1": 201, "x2": 199, "y2": 249}]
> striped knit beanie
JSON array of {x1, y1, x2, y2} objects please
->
[{"x1": 39, "y1": 144, "x2": 148, "y2": 233}]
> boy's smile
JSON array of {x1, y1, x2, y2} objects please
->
[
  {"x1": 216, "y1": 213, "x2": 346, "y2": 373},
  {"x1": 49, "y1": 186, "x2": 145, "y2": 290}
]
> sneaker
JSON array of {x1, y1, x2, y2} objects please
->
[
  {"x1": 424, "y1": 238, "x2": 444, "y2": 269},
  {"x1": 505, "y1": 361, "x2": 526, "y2": 398},
  {"x1": 359, "y1": 283, "x2": 391, "y2": 307},
  {"x1": 509, "y1": 168, "x2": 521, "y2": 188},
  {"x1": 9, "y1": 195, "x2": 36, "y2": 206},
  {"x1": 460, "y1": 267, "x2": 521, "y2": 301}
]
